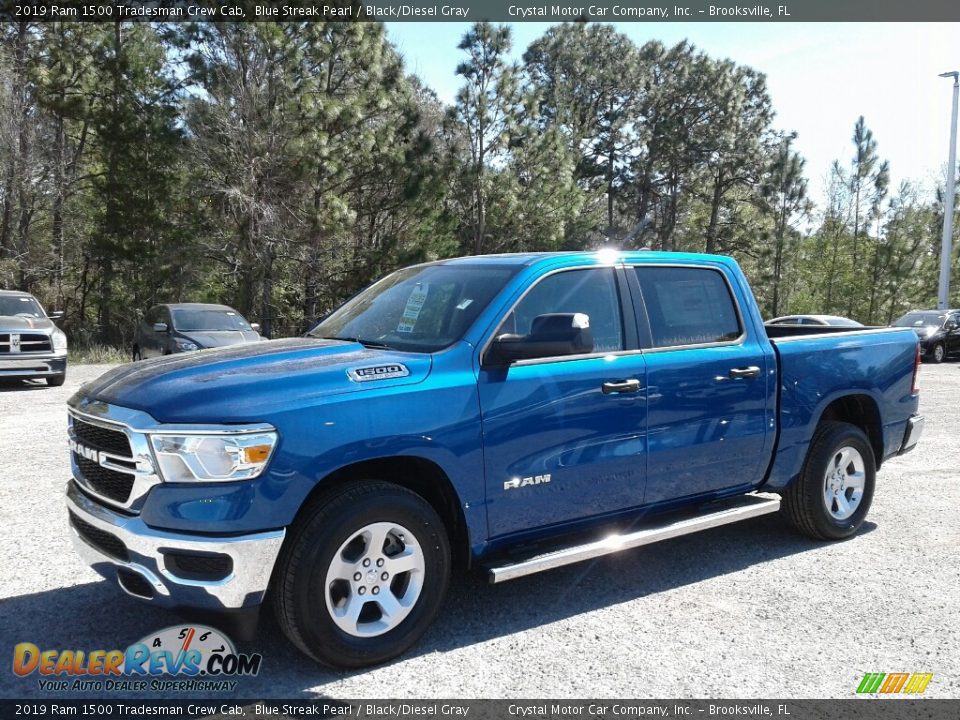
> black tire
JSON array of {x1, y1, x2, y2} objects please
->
[
  {"x1": 132, "y1": 346, "x2": 142, "y2": 362},
  {"x1": 781, "y1": 421, "x2": 876, "y2": 541},
  {"x1": 273, "y1": 481, "x2": 451, "y2": 669},
  {"x1": 46, "y1": 373, "x2": 66, "y2": 387},
  {"x1": 929, "y1": 342, "x2": 946, "y2": 364}
]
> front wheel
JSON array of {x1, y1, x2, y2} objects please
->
[
  {"x1": 132, "y1": 346, "x2": 142, "y2": 362},
  {"x1": 781, "y1": 421, "x2": 876, "y2": 541},
  {"x1": 930, "y1": 342, "x2": 946, "y2": 364},
  {"x1": 46, "y1": 373, "x2": 66, "y2": 387},
  {"x1": 273, "y1": 481, "x2": 451, "y2": 668}
]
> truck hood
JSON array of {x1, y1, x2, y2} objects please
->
[
  {"x1": 178, "y1": 329, "x2": 262, "y2": 347},
  {"x1": 76, "y1": 338, "x2": 432, "y2": 423},
  {"x1": 0, "y1": 315, "x2": 55, "y2": 332}
]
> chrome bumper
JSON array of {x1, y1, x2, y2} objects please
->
[
  {"x1": 0, "y1": 354, "x2": 66, "y2": 375},
  {"x1": 66, "y1": 481, "x2": 285, "y2": 610},
  {"x1": 899, "y1": 415, "x2": 924, "y2": 455}
]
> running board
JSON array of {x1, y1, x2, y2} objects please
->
[{"x1": 486, "y1": 493, "x2": 781, "y2": 583}]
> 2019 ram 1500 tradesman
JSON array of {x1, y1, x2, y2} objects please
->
[{"x1": 65, "y1": 252, "x2": 923, "y2": 668}]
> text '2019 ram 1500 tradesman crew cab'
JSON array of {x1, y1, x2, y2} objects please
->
[{"x1": 65, "y1": 252, "x2": 923, "y2": 668}]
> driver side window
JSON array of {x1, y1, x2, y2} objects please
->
[{"x1": 498, "y1": 268, "x2": 624, "y2": 353}]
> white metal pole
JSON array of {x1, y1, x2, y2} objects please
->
[{"x1": 937, "y1": 71, "x2": 959, "y2": 311}]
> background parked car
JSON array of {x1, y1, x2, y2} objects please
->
[
  {"x1": 892, "y1": 309, "x2": 960, "y2": 363},
  {"x1": 765, "y1": 314, "x2": 864, "y2": 327},
  {"x1": 133, "y1": 303, "x2": 262, "y2": 360},
  {"x1": 0, "y1": 290, "x2": 68, "y2": 386}
]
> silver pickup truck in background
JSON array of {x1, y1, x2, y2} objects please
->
[{"x1": 0, "y1": 290, "x2": 68, "y2": 386}]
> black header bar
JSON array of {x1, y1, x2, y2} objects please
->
[{"x1": 1, "y1": 0, "x2": 959, "y2": 22}]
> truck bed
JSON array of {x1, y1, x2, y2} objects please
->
[{"x1": 763, "y1": 325, "x2": 919, "y2": 489}]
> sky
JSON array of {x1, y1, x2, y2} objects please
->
[{"x1": 386, "y1": 22, "x2": 959, "y2": 207}]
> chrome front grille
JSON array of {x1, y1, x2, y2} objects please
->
[
  {"x1": 0, "y1": 332, "x2": 52, "y2": 354},
  {"x1": 68, "y1": 409, "x2": 160, "y2": 512}
]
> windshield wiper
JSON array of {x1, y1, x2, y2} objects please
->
[{"x1": 320, "y1": 335, "x2": 394, "y2": 350}]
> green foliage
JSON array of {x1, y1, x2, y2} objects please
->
[
  {"x1": 68, "y1": 343, "x2": 128, "y2": 365},
  {"x1": 0, "y1": 20, "x2": 956, "y2": 345}
]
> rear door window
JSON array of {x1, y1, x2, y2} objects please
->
[{"x1": 633, "y1": 267, "x2": 742, "y2": 348}]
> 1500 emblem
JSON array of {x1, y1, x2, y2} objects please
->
[
  {"x1": 504, "y1": 474, "x2": 552, "y2": 490},
  {"x1": 347, "y1": 364, "x2": 410, "y2": 382}
]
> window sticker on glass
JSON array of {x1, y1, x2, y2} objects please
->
[
  {"x1": 456, "y1": 299, "x2": 473, "y2": 311},
  {"x1": 396, "y1": 283, "x2": 429, "y2": 333}
]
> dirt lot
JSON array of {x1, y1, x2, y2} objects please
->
[{"x1": 0, "y1": 363, "x2": 957, "y2": 699}]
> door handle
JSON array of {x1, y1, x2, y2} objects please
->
[
  {"x1": 728, "y1": 366, "x2": 761, "y2": 379},
  {"x1": 602, "y1": 378, "x2": 642, "y2": 394}
]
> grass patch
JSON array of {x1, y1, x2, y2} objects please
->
[{"x1": 68, "y1": 344, "x2": 129, "y2": 365}]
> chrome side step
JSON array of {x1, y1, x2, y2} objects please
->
[{"x1": 486, "y1": 492, "x2": 781, "y2": 583}]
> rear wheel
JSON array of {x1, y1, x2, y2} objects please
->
[
  {"x1": 274, "y1": 481, "x2": 451, "y2": 668},
  {"x1": 132, "y1": 346, "x2": 142, "y2": 362},
  {"x1": 781, "y1": 421, "x2": 876, "y2": 540},
  {"x1": 46, "y1": 373, "x2": 66, "y2": 387}
]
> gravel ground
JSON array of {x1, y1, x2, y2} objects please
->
[{"x1": 0, "y1": 363, "x2": 957, "y2": 699}]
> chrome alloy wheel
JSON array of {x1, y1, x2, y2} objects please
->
[
  {"x1": 822, "y1": 446, "x2": 866, "y2": 521},
  {"x1": 324, "y1": 521, "x2": 425, "y2": 638}
]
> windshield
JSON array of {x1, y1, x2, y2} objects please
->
[
  {"x1": 172, "y1": 308, "x2": 251, "y2": 332},
  {"x1": 893, "y1": 312, "x2": 945, "y2": 328},
  {"x1": 0, "y1": 295, "x2": 45, "y2": 318},
  {"x1": 309, "y1": 264, "x2": 519, "y2": 352}
]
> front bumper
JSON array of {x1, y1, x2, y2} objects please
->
[
  {"x1": 898, "y1": 415, "x2": 924, "y2": 455},
  {"x1": 0, "y1": 354, "x2": 66, "y2": 377},
  {"x1": 66, "y1": 481, "x2": 285, "y2": 610}
]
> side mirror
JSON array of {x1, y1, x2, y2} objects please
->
[
  {"x1": 947, "y1": 321, "x2": 958, "y2": 331},
  {"x1": 48, "y1": 311, "x2": 64, "y2": 321},
  {"x1": 153, "y1": 322, "x2": 169, "y2": 333},
  {"x1": 485, "y1": 313, "x2": 594, "y2": 366},
  {"x1": 250, "y1": 323, "x2": 261, "y2": 332}
]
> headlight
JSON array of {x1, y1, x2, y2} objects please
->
[
  {"x1": 175, "y1": 339, "x2": 199, "y2": 351},
  {"x1": 150, "y1": 431, "x2": 278, "y2": 482},
  {"x1": 52, "y1": 329, "x2": 68, "y2": 351}
]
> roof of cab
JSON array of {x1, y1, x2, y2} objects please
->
[
  {"x1": 437, "y1": 250, "x2": 734, "y2": 267},
  {"x1": 0, "y1": 289, "x2": 36, "y2": 297}
]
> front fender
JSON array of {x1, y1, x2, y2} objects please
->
[{"x1": 139, "y1": 351, "x2": 484, "y2": 539}]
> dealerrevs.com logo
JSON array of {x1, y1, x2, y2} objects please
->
[{"x1": 13, "y1": 625, "x2": 262, "y2": 692}]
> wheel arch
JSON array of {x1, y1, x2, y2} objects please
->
[
  {"x1": 293, "y1": 455, "x2": 471, "y2": 570},
  {"x1": 815, "y1": 393, "x2": 884, "y2": 468}
]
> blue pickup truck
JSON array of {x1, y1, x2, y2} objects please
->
[{"x1": 65, "y1": 251, "x2": 923, "y2": 668}]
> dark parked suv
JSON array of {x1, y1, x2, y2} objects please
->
[
  {"x1": 892, "y1": 309, "x2": 960, "y2": 363},
  {"x1": 133, "y1": 303, "x2": 262, "y2": 360}
]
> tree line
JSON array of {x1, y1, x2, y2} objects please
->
[{"x1": 1, "y1": 20, "x2": 957, "y2": 346}]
